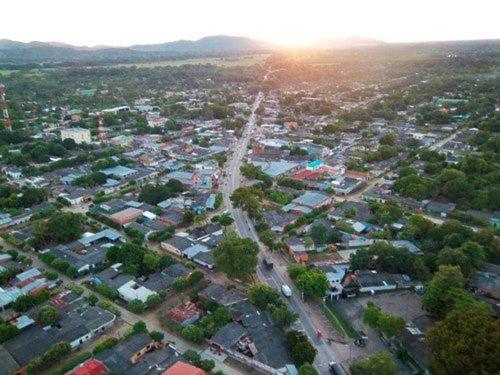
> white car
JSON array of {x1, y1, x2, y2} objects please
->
[{"x1": 281, "y1": 284, "x2": 292, "y2": 298}]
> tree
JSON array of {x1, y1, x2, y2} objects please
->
[
  {"x1": 172, "y1": 277, "x2": 187, "y2": 292},
  {"x1": 269, "y1": 303, "x2": 297, "y2": 328},
  {"x1": 217, "y1": 213, "x2": 234, "y2": 226},
  {"x1": 214, "y1": 234, "x2": 259, "y2": 280},
  {"x1": 13, "y1": 295, "x2": 36, "y2": 312},
  {"x1": 422, "y1": 265, "x2": 465, "y2": 317},
  {"x1": 0, "y1": 323, "x2": 20, "y2": 343},
  {"x1": 310, "y1": 225, "x2": 328, "y2": 245},
  {"x1": 350, "y1": 352, "x2": 397, "y2": 375},
  {"x1": 377, "y1": 314, "x2": 405, "y2": 338},
  {"x1": 44, "y1": 212, "x2": 84, "y2": 243},
  {"x1": 187, "y1": 270, "x2": 204, "y2": 286},
  {"x1": 150, "y1": 331, "x2": 164, "y2": 342},
  {"x1": 133, "y1": 320, "x2": 148, "y2": 333},
  {"x1": 296, "y1": 269, "x2": 329, "y2": 298},
  {"x1": 248, "y1": 284, "x2": 282, "y2": 309},
  {"x1": 287, "y1": 263, "x2": 307, "y2": 280},
  {"x1": 290, "y1": 341, "x2": 317, "y2": 367},
  {"x1": 38, "y1": 305, "x2": 61, "y2": 326},
  {"x1": 128, "y1": 299, "x2": 145, "y2": 314},
  {"x1": 213, "y1": 307, "x2": 232, "y2": 327},
  {"x1": 362, "y1": 302, "x2": 382, "y2": 328},
  {"x1": 145, "y1": 294, "x2": 161, "y2": 309},
  {"x1": 349, "y1": 249, "x2": 372, "y2": 270},
  {"x1": 182, "y1": 324, "x2": 204, "y2": 343},
  {"x1": 298, "y1": 363, "x2": 318, "y2": 375},
  {"x1": 142, "y1": 252, "x2": 160, "y2": 274},
  {"x1": 427, "y1": 308, "x2": 500, "y2": 374}
]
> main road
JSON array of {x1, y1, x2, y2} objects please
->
[{"x1": 222, "y1": 89, "x2": 337, "y2": 374}]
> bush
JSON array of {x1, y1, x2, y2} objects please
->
[
  {"x1": 95, "y1": 283, "x2": 118, "y2": 300},
  {"x1": 150, "y1": 331, "x2": 164, "y2": 342},
  {"x1": 25, "y1": 341, "x2": 71, "y2": 374},
  {"x1": 182, "y1": 324, "x2": 205, "y2": 343},
  {"x1": 128, "y1": 299, "x2": 145, "y2": 314},
  {"x1": 133, "y1": 320, "x2": 148, "y2": 333},
  {"x1": 38, "y1": 305, "x2": 61, "y2": 326},
  {"x1": 44, "y1": 270, "x2": 59, "y2": 281},
  {"x1": 187, "y1": 270, "x2": 204, "y2": 286},
  {"x1": 88, "y1": 294, "x2": 99, "y2": 306},
  {"x1": 145, "y1": 293, "x2": 161, "y2": 309},
  {"x1": 0, "y1": 323, "x2": 20, "y2": 343},
  {"x1": 49, "y1": 352, "x2": 92, "y2": 375},
  {"x1": 67, "y1": 283, "x2": 84, "y2": 296}
]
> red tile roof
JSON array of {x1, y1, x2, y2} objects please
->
[
  {"x1": 69, "y1": 359, "x2": 108, "y2": 375},
  {"x1": 162, "y1": 361, "x2": 207, "y2": 375}
]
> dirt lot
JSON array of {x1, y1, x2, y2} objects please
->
[
  {"x1": 337, "y1": 290, "x2": 425, "y2": 325},
  {"x1": 331, "y1": 291, "x2": 425, "y2": 372}
]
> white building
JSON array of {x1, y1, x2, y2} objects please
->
[{"x1": 61, "y1": 127, "x2": 91, "y2": 144}]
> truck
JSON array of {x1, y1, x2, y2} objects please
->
[
  {"x1": 281, "y1": 284, "x2": 292, "y2": 298},
  {"x1": 263, "y1": 258, "x2": 274, "y2": 270}
]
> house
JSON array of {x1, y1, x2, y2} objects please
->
[
  {"x1": 165, "y1": 301, "x2": 201, "y2": 327},
  {"x1": 161, "y1": 235, "x2": 194, "y2": 257},
  {"x1": 92, "y1": 267, "x2": 134, "y2": 291},
  {"x1": 250, "y1": 159, "x2": 302, "y2": 178},
  {"x1": 68, "y1": 359, "x2": 109, "y2": 375},
  {"x1": 291, "y1": 191, "x2": 332, "y2": 209},
  {"x1": 162, "y1": 361, "x2": 207, "y2": 375},
  {"x1": 95, "y1": 333, "x2": 160, "y2": 371},
  {"x1": 210, "y1": 301, "x2": 294, "y2": 372},
  {"x1": 117, "y1": 280, "x2": 157, "y2": 303},
  {"x1": 283, "y1": 237, "x2": 310, "y2": 263},
  {"x1": 330, "y1": 177, "x2": 362, "y2": 195},
  {"x1": 1, "y1": 298, "x2": 115, "y2": 374},
  {"x1": 342, "y1": 270, "x2": 413, "y2": 295},
  {"x1": 467, "y1": 209, "x2": 500, "y2": 229},
  {"x1": 330, "y1": 201, "x2": 372, "y2": 223},
  {"x1": 198, "y1": 284, "x2": 246, "y2": 307},
  {"x1": 314, "y1": 263, "x2": 349, "y2": 299},
  {"x1": 193, "y1": 251, "x2": 215, "y2": 269},
  {"x1": 425, "y1": 201, "x2": 456, "y2": 218},
  {"x1": 110, "y1": 207, "x2": 143, "y2": 226},
  {"x1": 262, "y1": 211, "x2": 298, "y2": 233},
  {"x1": 469, "y1": 263, "x2": 500, "y2": 300}
]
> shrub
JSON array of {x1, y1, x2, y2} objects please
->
[
  {"x1": 95, "y1": 283, "x2": 118, "y2": 300},
  {"x1": 182, "y1": 324, "x2": 205, "y2": 343},
  {"x1": 128, "y1": 299, "x2": 145, "y2": 314}
]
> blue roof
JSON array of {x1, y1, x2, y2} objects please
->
[
  {"x1": 0, "y1": 287, "x2": 22, "y2": 307},
  {"x1": 101, "y1": 165, "x2": 137, "y2": 177},
  {"x1": 78, "y1": 229, "x2": 122, "y2": 246},
  {"x1": 307, "y1": 160, "x2": 323, "y2": 169},
  {"x1": 292, "y1": 191, "x2": 330, "y2": 208},
  {"x1": 251, "y1": 160, "x2": 300, "y2": 178},
  {"x1": 16, "y1": 268, "x2": 41, "y2": 282}
]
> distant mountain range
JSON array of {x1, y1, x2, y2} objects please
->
[{"x1": 0, "y1": 35, "x2": 388, "y2": 64}]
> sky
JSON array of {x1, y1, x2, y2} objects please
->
[{"x1": 2, "y1": 0, "x2": 499, "y2": 47}]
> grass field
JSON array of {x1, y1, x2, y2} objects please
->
[{"x1": 115, "y1": 54, "x2": 269, "y2": 68}]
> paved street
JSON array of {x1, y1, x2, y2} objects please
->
[{"x1": 221, "y1": 88, "x2": 342, "y2": 374}]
